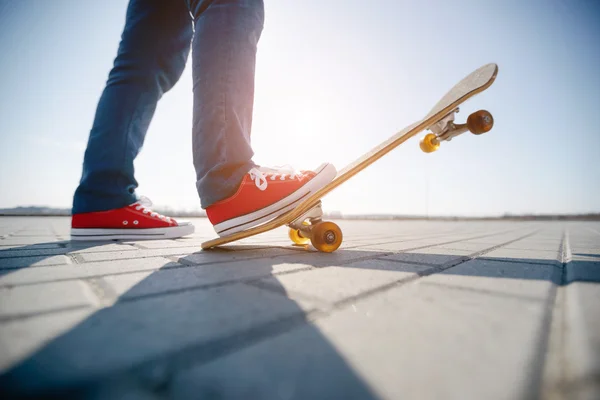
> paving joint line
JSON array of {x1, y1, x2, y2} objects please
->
[
  {"x1": 0, "y1": 249, "x2": 71, "y2": 259},
  {"x1": 371, "y1": 256, "x2": 469, "y2": 268},
  {"x1": 66, "y1": 252, "x2": 83, "y2": 264},
  {"x1": 345, "y1": 227, "x2": 533, "y2": 254},
  {"x1": 528, "y1": 226, "x2": 571, "y2": 399},
  {"x1": 57, "y1": 265, "x2": 318, "y2": 308},
  {"x1": 0, "y1": 263, "x2": 75, "y2": 272},
  {"x1": 83, "y1": 277, "x2": 120, "y2": 308},
  {"x1": 419, "y1": 281, "x2": 547, "y2": 303},
  {"x1": 368, "y1": 229, "x2": 542, "y2": 269},
  {"x1": 585, "y1": 226, "x2": 600, "y2": 236},
  {"x1": 0, "y1": 304, "x2": 94, "y2": 323},
  {"x1": 543, "y1": 282, "x2": 569, "y2": 399},
  {"x1": 526, "y1": 282, "x2": 559, "y2": 400},
  {"x1": 539, "y1": 226, "x2": 573, "y2": 398},
  {"x1": 310, "y1": 252, "x2": 394, "y2": 268},
  {"x1": 127, "y1": 242, "x2": 151, "y2": 250},
  {"x1": 560, "y1": 228, "x2": 572, "y2": 282},
  {"x1": 450, "y1": 229, "x2": 541, "y2": 262},
  {"x1": 0, "y1": 257, "x2": 185, "y2": 288},
  {"x1": 246, "y1": 279, "x2": 331, "y2": 310}
]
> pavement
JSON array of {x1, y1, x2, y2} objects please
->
[{"x1": 0, "y1": 216, "x2": 598, "y2": 399}]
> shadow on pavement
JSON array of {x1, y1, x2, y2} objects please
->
[{"x1": 0, "y1": 240, "x2": 598, "y2": 398}]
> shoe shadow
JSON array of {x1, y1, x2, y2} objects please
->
[{"x1": 0, "y1": 236, "x2": 598, "y2": 398}]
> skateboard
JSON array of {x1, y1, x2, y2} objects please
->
[{"x1": 202, "y1": 63, "x2": 499, "y2": 252}]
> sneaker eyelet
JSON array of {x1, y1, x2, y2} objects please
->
[
  {"x1": 133, "y1": 220, "x2": 139, "y2": 225},
  {"x1": 122, "y1": 220, "x2": 128, "y2": 225}
]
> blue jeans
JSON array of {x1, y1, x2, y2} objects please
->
[{"x1": 72, "y1": 0, "x2": 263, "y2": 213}]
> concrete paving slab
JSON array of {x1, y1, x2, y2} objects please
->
[
  {"x1": 482, "y1": 248, "x2": 561, "y2": 265},
  {"x1": 436, "y1": 241, "x2": 496, "y2": 252},
  {"x1": 566, "y1": 258, "x2": 600, "y2": 283},
  {"x1": 0, "y1": 254, "x2": 72, "y2": 270},
  {"x1": 0, "y1": 280, "x2": 97, "y2": 319},
  {"x1": 0, "y1": 308, "x2": 94, "y2": 371},
  {"x1": 380, "y1": 246, "x2": 472, "y2": 266},
  {"x1": 357, "y1": 240, "x2": 449, "y2": 252},
  {"x1": 177, "y1": 247, "x2": 301, "y2": 265},
  {"x1": 0, "y1": 243, "x2": 139, "y2": 259},
  {"x1": 564, "y1": 282, "x2": 600, "y2": 395},
  {"x1": 254, "y1": 259, "x2": 431, "y2": 305},
  {"x1": 77, "y1": 247, "x2": 204, "y2": 263},
  {"x1": 427, "y1": 257, "x2": 558, "y2": 298},
  {"x1": 0, "y1": 257, "x2": 178, "y2": 287},
  {"x1": 101, "y1": 261, "x2": 312, "y2": 300}
]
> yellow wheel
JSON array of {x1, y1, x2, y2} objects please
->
[
  {"x1": 419, "y1": 133, "x2": 440, "y2": 153},
  {"x1": 467, "y1": 110, "x2": 494, "y2": 135},
  {"x1": 288, "y1": 222, "x2": 310, "y2": 245},
  {"x1": 310, "y1": 221, "x2": 343, "y2": 253}
]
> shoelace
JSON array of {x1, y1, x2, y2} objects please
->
[
  {"x1": 248, "y1": 165, "x2": 301, "y2": 191},
  {"x1": 134, "y1": 196, "x2": 171, "y2": 222}
]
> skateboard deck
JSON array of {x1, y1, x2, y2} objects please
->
[{"x1": 202, "y1": 63, "x2": 499, "y2": 252}]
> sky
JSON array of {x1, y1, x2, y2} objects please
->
[{"x1": 0, "y1": 0, "x2": 599, "y2": 216}]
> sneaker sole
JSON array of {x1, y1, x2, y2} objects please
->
[
  {"x1": 214, "y1": 163, "x2": 336, "y2": 236},
  {"x1": 70, "y1": 223, "x2": 195, "y2": 241}
]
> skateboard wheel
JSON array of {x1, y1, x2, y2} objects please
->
[
  {"x1": 419, "y1": 133, "x2": 440, "y2": 153},
  {"x1": 310, "y1": 221, "x2": 343, "y2": 253},
  {"x1": 467, "y1": 110, "x2": 493, "y2": 135},
  {"x1": 288, "y1": 222, "x2": 310, "y2": 245}
]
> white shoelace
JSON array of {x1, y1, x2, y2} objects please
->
[
  {"x1": 248, "y1": 165, "x2": 300, "y2": 191},
  {"x1": 134, "y1": 196, "x2": 171, "y2": 222}
]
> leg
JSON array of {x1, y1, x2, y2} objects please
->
[
  {"x1": 72, "y1": 0, "x2": 193, "y2": 214},
  {"x1": 187, "y1": 0, "x2": 264, "y2": 208},
  {"x1": 187, "y1": 0, "x2": 337, "y2": 238}
]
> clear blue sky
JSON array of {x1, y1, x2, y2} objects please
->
[{"x1": 0, "y1": 0, "x2": 599, "y2": 216}]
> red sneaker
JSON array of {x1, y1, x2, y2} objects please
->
[
  {"x1": 71, "y1": 197, "x2": 194, "y2": 240},
  {"x1": 206, "y1": 163, "x2": 336, "y2": 236}
]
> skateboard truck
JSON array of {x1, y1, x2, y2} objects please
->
[
  {"x1": 420, "y1": 108, "x2": 494, "y2": 153},
  {"x1": 287, "y1": 201, "x2": 343, "y2": 252},
  {"x1": 289, "y1": 201, "x2": 324, "y2": 229}
]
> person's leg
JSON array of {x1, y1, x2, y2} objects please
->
[
  {"x1": 187, "y1": 0, "x2": 336, "y2": 237},
  {"x1": 187, "y1": 0, "x2": 264, "y2": 208},
  {"x1": 72, "y1": 0, "x2": 193, "y2": 214}
]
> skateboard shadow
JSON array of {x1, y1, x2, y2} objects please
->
[{"x1": 0, "y1": 241, "x2": 598, "y2": 398}]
